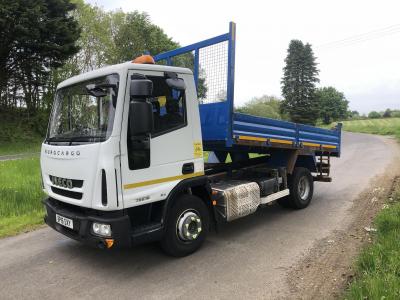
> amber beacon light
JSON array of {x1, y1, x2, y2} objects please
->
[{"x1": 132, "y1": 54, "x2": 155, "y2": 64}]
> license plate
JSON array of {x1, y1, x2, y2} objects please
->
[{"x1": 56, "y1": 214, "x2": 73, "y2": 229}]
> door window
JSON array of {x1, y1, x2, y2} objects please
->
[
  {"x1": 127, "y1": 75, "x2": 187, "y2": 170},
  {"x1": 149, "y1": 76, "x2": 186, "y2": 136}
]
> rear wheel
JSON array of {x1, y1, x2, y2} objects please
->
[
  {"x1": 160, "y1": 194, "x2": 210, "y2": 257},
  {"x1": 278, "y1": 167, "x2": 313, "y2": 209}
]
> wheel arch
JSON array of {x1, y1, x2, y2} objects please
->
[
  {"x1": 161, "y1": 175, "x2": 212, "y2": 226},
  {"x1": 294, "y1": 155, "x2": 317, "y2": 173},
  {"x1": 267, "y1": 149, "x2": 317, "y2": 174}
]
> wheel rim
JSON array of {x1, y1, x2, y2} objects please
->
[
  {"x1": 298, "y1": 176, "x2": 310, "y2": 201},
  {"x1": 176, "y1": 209, "x2": 202, "y2": 242}
]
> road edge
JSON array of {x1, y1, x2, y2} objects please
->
[{"x1": 284, "y1": 137, "x2": 400, "y2": 299}]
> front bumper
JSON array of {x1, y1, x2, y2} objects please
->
[{"x1": 43, "y1": 197, "x2": 132, "y2": 248}]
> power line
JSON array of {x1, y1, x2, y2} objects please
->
[
  {"x1": 321, "y1": 29, "x2": 400, "y2": 51},
  {"x1": 322, "y1": 28, "x2": 400, "y2": 48},
  {"x1": 320, "y1": 29, "x2": 400, "y2": 50},
  {"x1": 318, "y1": 24, "x2": 400, "y2": 47},
  {"x1": 316, "y1": 24, "x2": 400, "y2": 50}
]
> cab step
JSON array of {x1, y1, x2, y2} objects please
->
[{"x1": 131, "y1": 222, "x2": 163, "y2": 244}]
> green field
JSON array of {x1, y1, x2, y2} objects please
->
[
  {"x1": 0, "y1": 157, "x2": 45, "y2": 237},
  {"x1": 338, "y1": 117, "x2": 400, "y2": 140}
]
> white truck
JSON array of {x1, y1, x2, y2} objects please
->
[{"x1": 41, "y1": 23, "x2": 341, "y2": 256}]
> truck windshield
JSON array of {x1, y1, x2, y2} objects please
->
[{"x1": 47, "y1": 74, "x2": 119, "y2": 144}]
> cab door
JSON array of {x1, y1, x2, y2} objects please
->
[{"x1": 120, "y1": 70, "x2": 198, "y2": 208}]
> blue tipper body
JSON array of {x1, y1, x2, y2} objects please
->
[{"x1": 154, "y1": 22, "x2": 342, "y2": 157}]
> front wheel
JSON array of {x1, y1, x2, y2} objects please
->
[
  {"x1": 160, "y1": 194, "x2": 210, "y2": 257},
  {"x1": 278, "y1": 167, "x2": 314, "y2": 209}
]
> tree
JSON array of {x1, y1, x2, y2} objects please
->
[
  {"x1": 111, "y1": 11, "x2": 180, "y2": 63},
  {"x1": 281, "y1": 40, "x2": 320, "y2": 125},
  {"x1": 315, "y1": 87, "x2": 349, "y2": 124},
  {"x1": 368, "y1": 111, "x2": 381, "y2": 119},
  {"x1": 110, "y1": 10, "x2": 209, "y2": 97},
  {"x1": 236, "y1": 95, "x2": 284, "y2": 119},
  {"x1": 0, "y1": 0, "x2": 80, "y2": 112},
  {"x1": 49, "y1": 2, "x2": 196, "y2": 104},
  {"x1": 1, "y1": 0, "x2": 209, "y2": 118},
  {"x1": 383, "y1": 108, "x2": 392, "y2": 118},
  {"x1": 43, "y1": 0, "x2": 114, "y2": 102},
  {"x1": 391, "y1": 110, "x2": 400, "y2": 118},
  {"x1": 349, "y1": 110, "x2": 360, "y2": 119},
  {"x1": 59, "y1": 3, "x2": 208, "y2": 99}
]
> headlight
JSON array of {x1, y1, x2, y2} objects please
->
[{"x1": 92, "y1": 222, "x2": 112, "y2": 237}]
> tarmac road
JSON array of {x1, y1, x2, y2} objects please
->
[{"x1": 0, "y1": 132, "x2": 398, "y2": 300}]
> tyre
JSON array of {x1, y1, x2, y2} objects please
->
[
  {"x1": 278, "y1": 167, "x2": 313, "y2": 209},
  {"x1": 160, "y1": 194, "x2": 210, "y2": 257}
]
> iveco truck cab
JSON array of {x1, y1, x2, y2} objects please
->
[{"x1": 41, "y1": 23, "x2": 341, "y2": 256}]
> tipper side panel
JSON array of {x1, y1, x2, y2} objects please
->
[{"x1": 233, "y1": 113, "x2": 341, "y2": 156}]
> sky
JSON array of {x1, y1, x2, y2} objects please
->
[{"x1": 88, "y1": 0, "x2": 400, "y2": 114}]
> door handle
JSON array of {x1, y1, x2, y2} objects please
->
[{"x1": 182, "y1": 162, "x2": 194, "y2": 174}]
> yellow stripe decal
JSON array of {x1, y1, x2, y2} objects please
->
[
  {"x1": 303, "y1": 142, "x2": 321, "y2": 147},
  {"x1": 269, "y1": 138, "x2": 293, "y2": 145},
  {"x1": 322, "y1": 144, "x2": 337, "y2": 149},
  {"x1": 238, "y1": 135, "x2": 267, "y2": 142},
  {"x1": 237, "y1": 135, "x2": 336, "y2": 149},
  {"x1": 303, "y1": 142, "x2": 337, "y2": 149},
  {"x1": 123, "y1": 171, "x2": 205, "y2": 190},
  {"x1": 238, "y1": 135, "x2": 293, "y2": 145}
]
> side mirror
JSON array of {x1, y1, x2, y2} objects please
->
[
  {"x1": 129, "y1": 101, "x2": 154, "y2": 136},
  {"x1": 130, "y1": 78, "x2": 153, "y2": 98},
  {"x1": 166, "y1": 78, "x2": 186, "y2": 91}
]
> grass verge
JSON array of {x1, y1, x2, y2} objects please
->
[
  {"x1": 345, "y1": 182, "x2": 400, "y2": 299},
  {"x1": 344, "y1": 117, "x2": 400, "y2": 298},
  {"x1": 0, "y1": 140, "x2": 42, "y2": 157},
  {"x1": 335, "y1": 117, "x2": 400, "y2": 140},
  {"x1": 0, "y1": 157, "x2": 45, "y2": 238}
]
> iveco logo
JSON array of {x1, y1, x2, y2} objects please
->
[
  {"x1": 45, "y1": 149, "x2": 80, "y2": 157},
  {"x1": 51, "y1": 176, "x2": 73, "y2": 189}
]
